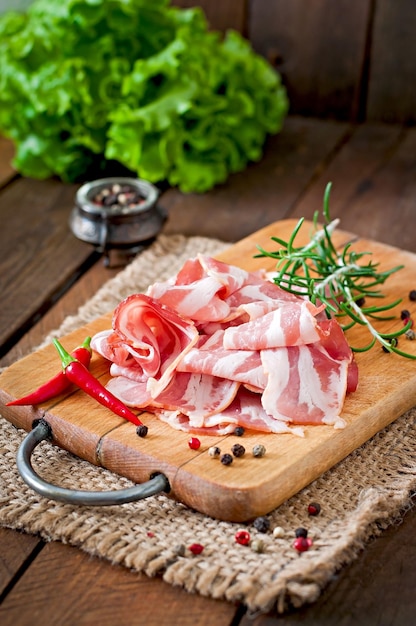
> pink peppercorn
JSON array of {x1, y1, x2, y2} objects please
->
[
  {"x1": 188, "y1": 437, "x2": 201, "y2": 450},
  {"x1": 235, "y1": 529, "x2": 251, "y2": 545},
  {"x1": 293, "y1": 536, "x2": 313, "y2": 552},
  {"x1": 188, "y1": 543, "x2": 204, "y2": 555},
  {"x1": 307, "y1": 502, "x2": 321, "y2": 516}
]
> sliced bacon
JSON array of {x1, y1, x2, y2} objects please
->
[
  {"x1": 91, "y1": 255, "x2": 357, "y2": 434},
  {"x1": 261, "y1": 343, "x2": 348, "y2": 427},
  {"x1": 150, "y1": 371, "x2": 239, "y2": 428},
  {"x1": 223, "y1": 300, "x2": 326, "y2": 350},
  {"x1": 146, "y1": 255, "x2": 249, "y2": 323},
  {"x1": 102, "y1": 294, "x2": 199, "y2": 397},
  {"x1": 105, "y1": 375, "x2": 152, "y2": 407},
  {"x1": 176, "y1": 330, "x2": 267, "y2": 389},
  {"x1": 155, "y1": 387, "x2": 305, "y2": 436}
]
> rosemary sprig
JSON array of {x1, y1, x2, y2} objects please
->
[{"x1": 256, "y1": 183, "x2": 416, "y2": 359}]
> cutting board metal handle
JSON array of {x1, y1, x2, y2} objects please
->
[{"x1": 16, "y1": 419, "x2": 170, "y2": 506}]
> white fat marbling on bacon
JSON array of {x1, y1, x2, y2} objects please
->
[
  {"x1": 176, "y1": 330, "x2": 267, "y2": 389},
  {"x1": 223, "y1": 300, "x2": 325, "y2": 350},
  {"x1": 148, "y1": 274, "x2": 231, "y2": 322},
  {"x1": 156, "y1": 410, "x2": 238, "y2": 435},
  {"x1": 261, "y1": 343, "x2": 349, "y2": 426},
  {"x1": 155, "y1": 387, "x2": 305, "y2": 436},
  {"x1": 149, "y1": 371, "x2": 239, "y2": 427},
  {"x1": 146, "y1": 255, "x2": 249, "y2": 323}
]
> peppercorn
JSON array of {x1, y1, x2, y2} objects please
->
[
  {"x1": 307, "y1": 502, "x2": 321, "y2": 516},
  {"x1": 208, "y1": 446, "x2": 221, "y2": 458},
  {"x1": 136, "y1": 425, "x2": 148, "y2": 438},
  {"x1": 409, "y1": 290, "x2": 416, "y2": 301},
  {"x1": 234, "y1": 426, "x2": 245, "y2": 437},
  {"x1": 273, "y1": 526, "x2": 285, "y2": 538},
  {"x1": 252, "y1": 444, "x2": 266, "y2": 457},
  {"x1": 188, "y1": 437, "x2": 201, "y2": 450},
  {"x1": 293, "y1": 527, "x2": 312, "y2": 552},
  {"x1": 253, "y1": 516, "x2": 270, "y2": 533},
  {"x1": 220, "y1": 453, "x2": 233, "y2": 466},
  {"x1": 251, "y1": 539, "x2": 264, "y2": 553},
  {"x1": 401, "y1": 309, "x2": 411, "y2": 320},
  {"x1": 293, "y1": 536, "x2": 313, "y2": 552},
  {"x1": 92, "y1": 183, "x2": 145, "y2": 210},
  {"x1": 405, "y1": 329, "x2": 415, "y2": 340},
  {"x1": 188, "y1": 543, "x2": 204, "y2": 555},
  {"x1": 173, "y1": 544, "x2": 186, "y2": 557},
  {"x1": 235, "y1": 529, "x2": 251, "y2": 545},
  {"x1": 231, "y1": 443, "x2": 246, "y2": 458},
  {"x1": 355, "y1": 296, "x2": 366, "y2": 307}
]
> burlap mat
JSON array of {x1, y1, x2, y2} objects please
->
[{"x1": 1, "y1": 234, "x2": 415, "y2": 615}]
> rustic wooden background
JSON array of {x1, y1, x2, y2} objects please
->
[
  {"x1": 174, "y1": 0, "x2": 416, "y2": 124},
  {"x1": 1, "y1": 2, "x2": 416, "y2": 624}
]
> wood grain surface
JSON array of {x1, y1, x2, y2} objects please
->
[{"x1": 1, "y1": 219, "x2": 415, "y2": 522}]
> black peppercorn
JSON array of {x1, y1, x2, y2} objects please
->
[
  {"x1": 409, "y1": 290, "x2": 416, "y2": 302},
  {"x1": 220, "y1": 453, "x2": 233, "y2": 466},
  {"x1": 253, "y1": 516, "x2": 270, "y2": 533},
  {"x1": 295, "y1": 527, "x2": 308, "y2": 538},
  {"x1": 234, "y1": 426, "x2": 245, "y2": 437},
  {"x1": 231, "y1": 443, "x2": 246, "y2": 458},
  {"x1": 401, "y1": 309, "x2": 411, "y2": 320},
  {"x1": 136, "y1": 424, "x2": 148, "y2": 437}
]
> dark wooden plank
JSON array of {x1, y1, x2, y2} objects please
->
[
  {"x1": 0, "y1": 541, "x2": 239, "y2": 626},
  {"x1": 0, "y1": 137, "x2": 15, "y2": 187},
  {"x1": 0, "y1": 177, "x2": 97, "y2": 357},
  {"x1": 162, "y1": 116, "x2": 350, "y2": 242},
  {"x1": 249, "y1": 0, "x2": 371, "y2": 120},
  {"x1": 0, "y1": 255, "x2": 121, "y2": 369},
  {"x1": 367, "y1": 0, "x2": 416, "y2": 123},
  {"x1": 289, "y1": 124, "x2": 416, "y2": 253},
  {"x1": 0, "y1": 528, "x2": 41, "y2": 598},
  {"x1": 172, "y1": 0, "x2": 246, "y2": 33},
  {"x1": 245, "y1": 506, "x2": 416, "y2": 625}
]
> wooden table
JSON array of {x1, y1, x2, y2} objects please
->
[{"x1": 0, "y1": 116, "x2": 415, "y2": 625}]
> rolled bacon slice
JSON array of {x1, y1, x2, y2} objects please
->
[{"x1": 93, "y1": 294, "x2": 199, "y2": 399}]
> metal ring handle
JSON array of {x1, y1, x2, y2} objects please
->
[{"x1": 16, "y1": 419, "x2": 170, "y2": 506}]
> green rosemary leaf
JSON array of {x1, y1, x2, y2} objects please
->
[
  {"x1": 339, "y1": 319, "x2": 357, "y2": 332},
  {"x1": 361, "y1": 298, "x2": 403, "y2": 313},
  {"x1": 337, "y1": 302, "x2": 367, "y2": 325},
  {"x1": 381, "y1": 327, "x2": 411, "y2": 339},
  {"x1": 349, "y1": 337, "x2": 377, "y2": 352},
  {"x1": 389, "y1": 346, "x2": 416, "y2": 359}
]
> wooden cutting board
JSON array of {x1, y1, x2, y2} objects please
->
[{"x1": 1, "y1": 219, "x2": 415, "y2": 522}]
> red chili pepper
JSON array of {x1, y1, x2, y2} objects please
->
[
  {"x1": 7, "y1": 337, "x2": 92, "y2": 406},
  {"x1": 52, "y1": 338, "x2": 148, "y2": 435}
]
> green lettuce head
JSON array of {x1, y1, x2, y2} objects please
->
[{"x1": 0, "y1": 0, "x2": 288, "y2": 192}]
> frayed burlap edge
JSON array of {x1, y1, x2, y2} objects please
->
[{"x1": 1, "y1": 233, "x2": 415, "y2": 615}]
